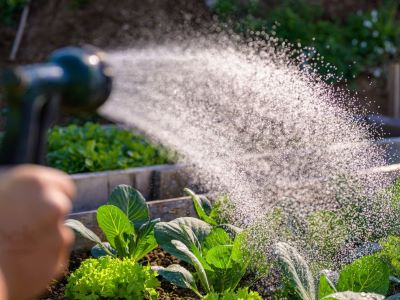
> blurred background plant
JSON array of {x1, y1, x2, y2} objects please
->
[
  {"x1": 212, "y1": 0, "x2": 400, "y2": 85},
  {"x1": 47, "y1": 123, "x2": 173, "y2": 174},
  {"x1": 0, "y1": 0, "x2": 28, "y2": 24}
]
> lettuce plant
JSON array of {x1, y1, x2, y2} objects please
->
[
  {"x1": 66, "y1": 185, "x2": 158, "y2": 261},
  {"x1": 276, "y1": 242, "x2": 391, "y2": 300},
  {"x1": 203, "y1": 288, "x2": 262, "y2": 299},
  {"x1": 153, "y1": 217, "x2": 250, "y2": 297},
  {"x1": 65, "y1": 256, "x2": 159, "y2": 300}
]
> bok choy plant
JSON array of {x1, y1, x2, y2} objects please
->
[
  {"x1": 66, "y1": 184, "x2": 159, "y2": 261},
  {"x1": 275, "y1": 242, "x2": 391, "y2": 300},
  {"x1": 184, "y1": 188, "x2": 225, "y2": 226},
  {"x1": 153, "y1": 217, "x2": 251, "y2": 297}
]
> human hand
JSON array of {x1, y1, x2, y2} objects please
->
[{"x1": 0, "y1": 165, "x2": 75, "y2": 300}]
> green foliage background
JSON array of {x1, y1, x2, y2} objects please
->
[
  {"x1": 47, "y1": 123, "x2": 172, "y2": 174},
  {"x1": 213, "y1": 0, "x2": 400, "y2": 83}
]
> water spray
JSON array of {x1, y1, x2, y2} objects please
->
[{"x1": 0, "y1": 46, "x2": 112, "y2": 165}]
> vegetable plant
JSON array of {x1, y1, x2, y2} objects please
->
[
  {"x1": 203, "y1": 288, "x2": 262, "y2": 299},
  {"x1": 65, "y1": 256, "x2": 159, "y2": 300},
  {"x1": 66, "y1": 184, "x2": 159, "y2": 261},
  {"x1": 305, "y1": 210, "x2": 348, "y2": 266},
  {"x1": 275, "y1": 242, "x2": 391, "y2": 300},
  {"x1": 153, "y1": 217, "x2": 250, "y2": 297},
  {"x1": 48, "y1": 122, "x2": 172, "y2": 174},
  {"x1": 184, "y1": 188, "x2": 235, "y2": 226}
]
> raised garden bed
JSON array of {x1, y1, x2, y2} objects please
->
[
  {"x1": 70, "y1": 195, "x2": 196, "y2": 251},
  {"x1": 70, "y1": 164, "x2": 191, "y2": 213}
]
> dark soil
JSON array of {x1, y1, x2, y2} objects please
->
[
  {"x1": 36, "y1": 247, "x2": 198, "y2": 300},
  {"x1": 0, "y1": 0, "x2": 212, "y2": 68}
]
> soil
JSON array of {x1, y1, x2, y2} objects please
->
[
  {"x1": 0, "y1": 0, "x2": 212, "y2": 68},
  {"x1": 36, "y1": 247, "x2": 198, "y2": 300}
]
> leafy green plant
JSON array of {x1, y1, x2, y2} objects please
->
[
  {"x1": 153, "y1": 217, "x2": 250, "y2": 297},
  {"x1": 305, "y1": 210, "x2": 348, "y2": 264},
  {"x1": 184, "y1": 188, "x2": 235, "y2": 226},
  {"x1": 213, "y1": 0, "x2": 400, "y2": 83},
  {"x1": 48, "y1": 122, "x2": 172, "y2": 174},
  {"x1": 276, "y1": 242, "x2": 391, "y2": 299},
  {"x1": 66, "y1": 185, "x2": 159, "y2": 261},
  {"x1": 379, "y1": 235, "x2": 400, "y2": 278},
  {"x1": 203, "y1": 288, "x2": 262, "y2": 299},
  {"x1": 65, "y1": 256, "x2": 159, "y2": 300}
]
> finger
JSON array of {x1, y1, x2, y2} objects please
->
[
  {"x1": 9, "y1": 165, "x2": 76, "y2": 200},
  {"x1": 54, "y1": 226, "x2": 74, "y2": 277},
  {"x1": 28, "y1": 189, "x2": 73, "y2": 228}
]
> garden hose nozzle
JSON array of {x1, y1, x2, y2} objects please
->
[{"x1": 0, "y1": 46, "x2": 113, "y2": 165}]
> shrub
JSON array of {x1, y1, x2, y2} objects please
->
[
  {"x1": 47, "y1": 122, "x2": 172, "y2": 174},
  {"x1": 65, "y1": 256, "x2": 159, "y2": 300}
]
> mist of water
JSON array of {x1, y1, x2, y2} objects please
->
[{"x1": 100, "y1": 33, "x2": 397, "y2": 281}]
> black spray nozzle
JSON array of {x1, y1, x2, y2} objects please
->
[
  {"x1": 0, "y1": 46, "x2": 113, "y2": 165},
  {"x1": 48, "y1": 46, "x2": 113, "y2": 113}
]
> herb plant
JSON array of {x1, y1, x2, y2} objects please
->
[
  {"x1": 48, "y1": 122, "x2": 171, "y2": 174},
  {"x1": 153, "y1": 217, "x2": 250, "y2": 297},
  {"x1": 66, "y1": 184, "x2": 159, "y2": 261},
  {"x1": 65, "y1": 256, "x2": 159, "y2": 300}
]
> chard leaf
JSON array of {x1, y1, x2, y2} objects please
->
[
  {"x1": 153, "y1": 264, "x2": 199, "y2": 294},
  {"x1": 322, "y1": 291, "x2": 385, "y2": 300},
  {"x1": 171, "y1": 240, "x2": 211, "y2": 293},
  {"x1": 108, "y1": 185, "x2": 149, "y2": 228},
  {"x1": 154, "y1": 217, "x2": 212, "y2": 263},
  {"x1": 319, "y1": 274, "x2": 336, "y2": 299},
  {"x1": 90, "y1": 242, "x2": 116, "y2": 258},
  {"x1": 96, "y1": 205, "x2": 134, "y2": 250},
  {"x1": 65, "y1": 219, "x2": 102, "y2": 244},
  {"x1": 275, "y1": 242, "x2": 316, "y2": 300},
  {"x1": 202, "y1": 227, "x2": 233, "y2": 250},
  {"x1": 184, "y1": 188, "x2": 216, "y2": 225},
  {"x1": 206, "y1": 245, "x2": 233, "y2": 269},
  {"x1": 336, "y1": 255, "x2": 389, "y2": 295}
]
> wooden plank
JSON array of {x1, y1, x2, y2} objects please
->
[
  {"x1": 69, "y1": 164, "x2": 188, "y2": 212},
  {"x1": 68, "y1": 196, "x2": 195, "y2": 251}
]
